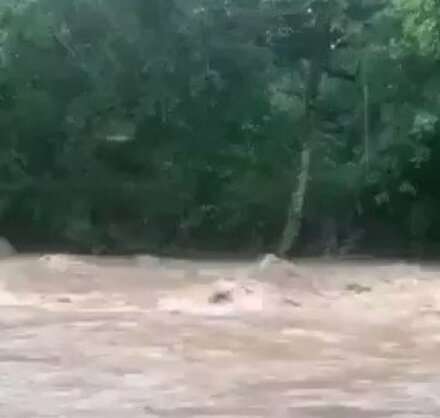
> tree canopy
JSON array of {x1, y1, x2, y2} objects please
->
[{"x1": 0, "y1": 0, "x2": 439, "y2": 257}]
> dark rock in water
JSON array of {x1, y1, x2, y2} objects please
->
[
  {"x1": 345, "y1": 283, "x2": 371, "y2": 294},
  {"x1": 283, "y1": 297, "x2": 302, "y2": 307},
  {"x1": 209, "y1": 289, "x2": 233, "y2": 304},
  {"x1": 0, "y1": 237, "x2": 16, "y2": 258},
  {"x1": 57, "y1": 297, "x2": 72, "y2": 304}
]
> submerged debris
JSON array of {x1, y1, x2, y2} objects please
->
[
  {"x1": 283, "y1": 297, "x2": 302, "y2": 307},
  {"x1": 208, "y1": 289, "x2": 233, "y2": 304},
  {"x1": 157, "y1": 275, "x2": 313, "y2": 317},
  {"x1": 345, "y1": 283, "x2": 372, "y2": 294}
]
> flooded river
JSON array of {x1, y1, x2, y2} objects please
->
[{"x1": 1, "y1": 254, "x2": 440, "y2": 417}]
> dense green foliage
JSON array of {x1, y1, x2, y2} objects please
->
[{"x1": 0, "y1": 0, "x2": 439, "y2": 256}]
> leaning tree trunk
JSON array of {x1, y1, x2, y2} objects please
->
[
  {"x1": 277, "y1": 4, "x2": 330, "y2": 257},
  {"x1": 277, "y1": 145, "x2": 311, "y2": 256},
  {"x1": 361, "y1": 55, "x2": 370, "y2": 170}
]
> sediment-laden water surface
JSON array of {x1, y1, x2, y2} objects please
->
[{"x1": 1, "y1": 254, "x2": 440, "y2": 417}]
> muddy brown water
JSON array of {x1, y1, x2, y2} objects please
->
[{"x1": 1, "y1": 254, "x2": 440, "y2": 417}]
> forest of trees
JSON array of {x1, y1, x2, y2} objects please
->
[{"x1": 0, "y1": 0, "x2": 439, "y2": 257}]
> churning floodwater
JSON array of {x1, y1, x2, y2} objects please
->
[{"x1": 1, "y1": 254, "x2": 440, "y2": 417}]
